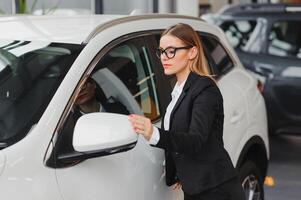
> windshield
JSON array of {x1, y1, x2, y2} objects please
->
[{"x1": 0, "y1": 40, "x2": 84, "y2": 149}]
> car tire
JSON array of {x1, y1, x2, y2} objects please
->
[{"x1": 239, "y1": 160, "x2": 264, "y2": 200}]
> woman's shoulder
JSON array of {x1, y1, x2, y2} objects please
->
[
  {"x1": 191, "y1": 73, "x2": 217, "y2": 89},
  {"x1": 190, "y1": 73, "x2": 222, "y2": 99}
]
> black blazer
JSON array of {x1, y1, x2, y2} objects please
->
[{"x1": 155, "y1": 72, "x2": 237, "y2": 195}]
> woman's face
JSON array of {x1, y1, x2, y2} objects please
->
[
  {"x1": 159, "y1": 34, "x2": 194, "y2": 77},
  {"x1": 75, "y1": 80, "x2": 96, "y2": 105}
]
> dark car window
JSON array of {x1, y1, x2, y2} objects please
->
[
  {"x1": 0, "y1": 40, "x2": 83, "y2": 149},
  {"x1": 97, "y1": 38, "x2": 161, "y2": 120},
  {"x1": 220, "y1": 20, "x2": 257, "y2": 52},
  {"x1": 201, "y1": 34, "x2": 234, "y2": 78},
  {"x1": 268, "y1": 20, "x2": 301, "y2": 59}
]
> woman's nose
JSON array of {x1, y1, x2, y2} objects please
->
[{"x1": 161, "y1": 54, "x2": 168, "y2": 62}]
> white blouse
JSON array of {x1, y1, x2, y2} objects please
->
[{"x1": 149, "y1": 78, "x2": 187, "y2": 145}]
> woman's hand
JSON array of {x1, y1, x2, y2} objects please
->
[{"x1": 128, "y1": 114, "x2": 153, "y2": 141}]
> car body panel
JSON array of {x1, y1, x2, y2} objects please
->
[
  {"x1": 0, "y1": 130, "x2": 63, "y2": 199},
  {"x1": 218, "y1": 68, "x2": 249, "y2": 163},
  {"x1": 0, "y1": 151, "x2": 5, "y2": 176},
  {"x1": 56, "y1": 138, "x2": 168, "y2": 200}
]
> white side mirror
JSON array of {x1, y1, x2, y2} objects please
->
[{"x1": 73, "y1": 113, "x2": 137, "y2": 153}]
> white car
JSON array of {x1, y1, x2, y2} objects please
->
[{"x1": 0, "y1": 14, "x2": 269, "y2": 200}]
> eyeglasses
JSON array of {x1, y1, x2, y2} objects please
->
[{"x1": 155, "y1": 45, "x2": 193, "y2": 59}]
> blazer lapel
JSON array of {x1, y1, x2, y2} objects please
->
[{"x1": 168, "y1": 72, "x2": 198, "y2": 129}]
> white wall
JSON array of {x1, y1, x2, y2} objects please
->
[
  {"x1": 209, "y1": 0, "x2": 229, "y2": 13},
  {"x1": 27, "y1": 0, "x2": 92, "y2": 12},
  {"x1": 158, "y1": 0, "x2": 173, "y2": 13},
  {"x1": 103, "y1": 0, "x2": 153, "y2": 14},
  {"x1": 0, "y1": 0, "x2": 93, "y2": 14},
  {"x1": 0, "y1": 0, "x2": 12, "y2": 14},
  {"x1": 176, "y1": 0, "x2": 199, "y2": 16}
]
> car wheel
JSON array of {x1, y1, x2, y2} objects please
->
[{"x1": 239, "y1": 160, "x2": 264, "y2": 200}]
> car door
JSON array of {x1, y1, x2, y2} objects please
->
[
  {"x1": 258, "y1": 18, "x2": 301, "y2": 133},
  {"x1": 52, "y1": 35, "x2": 174, "y2": 200}
]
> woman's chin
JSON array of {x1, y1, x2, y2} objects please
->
[{"x1": 164, "y1": 69, "x2": 174, "y2": 75}]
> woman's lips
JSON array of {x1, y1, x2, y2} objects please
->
[{"x1": 163, "y1": 64, "x2": 171, "y2": 69}]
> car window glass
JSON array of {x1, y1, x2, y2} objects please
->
[
  {"x1": 201, "y1": 34, "x2": 234, "y2": 78},
  {"x1": 97, "y1": 39, "x2": 161, "y2": 120},
  {"x1": 220, "y1": 20, "x2": 257, "y2": 52},
  {"x1": 0, "y1": 41, "x2": 83, "y2": 149},
  {"x1": 268, "y1": 21, "x2": 301, "y2": 59}
]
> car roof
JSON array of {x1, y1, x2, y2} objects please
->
[
  {"x1": 0, "y1": 15, "x2": 125, "y2": 44},
  {"x1": 0, "y1": 14, "x2": 200, "y2": 45},
  {"x1": 220, "y1": 3, "x2": 301, "y2": 16}
]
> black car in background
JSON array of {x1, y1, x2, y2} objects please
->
[{"x1": 203, "y1": 3, "x2": 301, "y2": 135}]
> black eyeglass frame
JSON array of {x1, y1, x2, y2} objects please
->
[{"x1": 155, "y1": 45, "x2": 193, "y2": 59}]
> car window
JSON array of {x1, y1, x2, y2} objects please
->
[
  {"x1": 96, "y1": 38, "x2": 161, "y2": 120},
  {"x1": 268, "y1": 20, "x2": 301, "y2": 59},
  {"x1": 0, "y1": 41, "x2": 83, "y2": 149},
  {"x1": 56, "y1": 37, "x2": 161, "y2": 156},
  {"x1": 220, "y1": 20, "x2": 257, "y2": 52},
  {"x1": 201, "y1": 34, "x2": 234, "y2": 78}
]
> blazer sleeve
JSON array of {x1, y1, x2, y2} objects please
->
[{"x1": 155, "y1": 84, "x2": 222, "y2": 154}]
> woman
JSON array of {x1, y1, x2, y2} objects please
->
[{"x1": 128, "y1": 23, "x2": 245, "y2": 200}]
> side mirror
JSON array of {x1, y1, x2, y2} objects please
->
[
  {"x1": 57, "y1": 113, "x2": 137, "y2": 164},
  {"x1": 73, "y1": 112, "x2": 137, "y2": 152}
]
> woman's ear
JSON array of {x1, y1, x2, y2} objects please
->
[{"x1": 189, "y1": 46, "x2": 198, "y2": 60}]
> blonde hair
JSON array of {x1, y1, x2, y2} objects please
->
[{"x1": 161, "y1": 23, "x2": 210, "y2": 77}]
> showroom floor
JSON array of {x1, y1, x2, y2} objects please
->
[{"x1": 265, "y1": 134, "x2": 301, "y2": 200}]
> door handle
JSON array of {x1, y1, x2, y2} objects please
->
[
  {"x1": 254, "y1": 62, "x2": 274, "y2": 78},
  {"x1": 230, "y1": 111, "x2": 241, "y2": 124}
]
